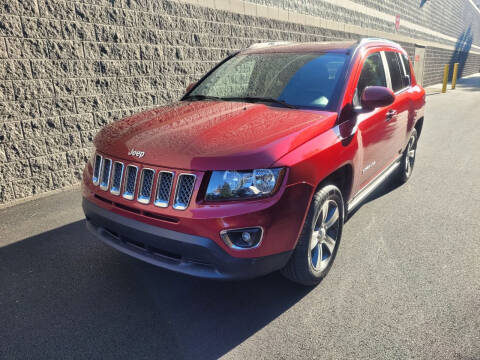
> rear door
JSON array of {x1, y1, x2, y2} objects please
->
[{"x1": 384, "y1": 51, "x2": 412, "y2": 157}]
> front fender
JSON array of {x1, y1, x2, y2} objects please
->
[{"x1": 272, "y1": 126, "x2": 359, "y2": 192}]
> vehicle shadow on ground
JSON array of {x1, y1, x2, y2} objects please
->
[
  {"x1": 0, "y1": 221, "x2": 312, "y2": 360},
  {"x1": 455, "y1": 75, "x2": 480, "y2": 92},
  {"x1": 1, "y1": 170, "x2": 409, "y2": 359},
  {"x1": 345, "y1": 176, "x2": 402, "y2": 222}
]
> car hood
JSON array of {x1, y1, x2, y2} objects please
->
[{"x1": 94, "y1": 101, "x2": 337, "y2": 170}]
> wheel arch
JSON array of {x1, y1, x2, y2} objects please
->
[
  {"x1": 415, "y1": 116, "x2": 424, "y2": 138},
  {"x1": 315, "y1": 163, "x2": 354, "y2": 205}
]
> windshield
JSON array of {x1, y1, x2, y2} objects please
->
[{"x1": 187, "y1": 52, "x2": 348, "y2": 111}]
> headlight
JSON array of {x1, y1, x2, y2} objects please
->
[{"x1": 205, "y1": 168, "x2": 285, "y2": 201}]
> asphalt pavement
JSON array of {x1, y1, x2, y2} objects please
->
[{"x1": 1, "y1": 74, "x2": 479, "y2": 360}]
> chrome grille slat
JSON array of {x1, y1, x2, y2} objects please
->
[
  {"x1": 154, "y1": 171, "x2": 174, "y2": 208},
  {"x1": 173, "y1": 174, "x2": 196, "y2": 210},
  {"x1": 137, "y1": 168, "x2": 155, "y2": 204},
  {"x1": 110, "y1": 162, "x2": 124, "y2": 195},
  {"x1": 91, "y1": 152, "x2": 196, "y2": 210},
  {"x1": 92, "y1": 154, "x2": 102, "y2": 185},
  {"x1": 99, "y1": 158, "x2": 112, "y2": 191},
  {"x1": 122, "y1": 165, "x2": 138, "y2": 200}
]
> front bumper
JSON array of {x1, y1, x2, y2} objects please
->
[{"x1": 83, "y1": 198, "x2": 292, "y2": 279}]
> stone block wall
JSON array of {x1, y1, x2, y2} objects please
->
[{"x1": 0, "y1": 0, "x2": 479, "y2": 206}]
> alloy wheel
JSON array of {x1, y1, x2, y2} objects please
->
[
  {"x1": 405, "y1": 134, "x2": 417, "y2": 178},
  {"x1": 310, "y1": 199, "x2": 340, "y2": 271}
]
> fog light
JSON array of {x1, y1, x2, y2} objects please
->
[
  {"x1": 241, "y1": 231, "x2": 251, "y2": 243},
  {"x1": 220, "y1": 227, "x2": 263, "y2": 249}
]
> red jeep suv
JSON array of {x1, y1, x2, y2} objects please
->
[{"x1": 82, "y1": 39, "x2": 425, "y2": 285}]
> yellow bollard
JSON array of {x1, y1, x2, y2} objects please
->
[
  {"x1": 442, "y1": 64, "x2": 449, "y2": 93},
  {"x1": 452, "y1": 63, "x2": 459, "y2": 89}
]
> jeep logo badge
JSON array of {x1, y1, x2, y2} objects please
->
[{"x1": 128, "y1": 149, "x2": 145, "y2": 158}]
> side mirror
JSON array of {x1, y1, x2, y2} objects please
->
[
  {"x1": 403, "y1": 75, "x2": 411, "y2": 86},
  {"x1": 361, "y1": 86, "x2": 395, "y2": 110},
  {"x1": 186, "y1": 82, "x2": 196, "y2": 93}
]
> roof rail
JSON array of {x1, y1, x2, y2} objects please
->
[
  {"x1": 356, "y1": 38, "x2": 401, "y2": 47},
  {"x1": 247, "y1": 41, "x2": 293, "y2": 50}
]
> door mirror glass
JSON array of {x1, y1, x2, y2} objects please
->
[
  {"x1": 361, "y1": 86, "x2": 395, "y2": 110},
  {"x1": 403, "y1": 74, "x2": 411, "y2": 87},
  {"x1": 186, "y1": 82, "x2": 196, "y2": 93}
]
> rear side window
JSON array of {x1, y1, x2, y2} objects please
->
[
  {"x1": 401, "y1": 53, "x2": 411, "y2": 79},
  {"x1": 354, "y1": 52, "x2": 387, "y2": 106},
  {"x1": 385, "y1": 51, "x2": 406, "y2": 92}
]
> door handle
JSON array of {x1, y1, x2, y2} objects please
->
[{"x1": 386, "y1": 109, "x2": 397, "y2": 121}]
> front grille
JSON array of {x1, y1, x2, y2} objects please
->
[
  {"x1": 154, "y1": 171, "x2": 174, "y2": 208},
  {"x1": 91, "y1": 153, "x2": 196, "y2": 210},
  {"x1": 137, "y1": 168, "x2": 155, "y2": 204},
  {"x1": 173, "y1": 174, "x2": 196, "y2": 210},
  {"x1": 92, "y1": 154, "x2": 102, "y2": 185},
  {"x1": 122, "y1": 165, "x2": 138, "y2": 200},
  {"x1": 99, "y1": 158, "x2": 112, "y2": 191},
  {"x1": 110, "y1": 162, "x2": 124, "y2": 195}
]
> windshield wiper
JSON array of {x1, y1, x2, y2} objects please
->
[
  {"x1": 223, "y1": 96, "x2": 298, "y2": 109},
  {"x1": 184, "y1": 95, "x2": 298, "y2": 109},
  {"x1": 183, "y1": 94, "x2": 224, "y2": 101}
]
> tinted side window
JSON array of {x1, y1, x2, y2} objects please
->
[
  {"x1": 401, "y1": 53, "x2": 411, "y2": 79},
  {"x1": 385, "y1": 51, "x2": 405, "y2": 92},
  {"x1": 354, "y1": 52, "x2": 387, "y2": 106},
  {"x1": 400, "y1": 53, "x2": 412, "y2": 88}
]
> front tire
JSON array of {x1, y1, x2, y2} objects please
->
[{"x1": 281, "y1": 184, "x2": 344, "y2": 286}]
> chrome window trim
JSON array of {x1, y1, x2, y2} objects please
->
[
  {"x1": 137, "y1": 168, "x2": 156, "y2": 205},
  {"x1": 172, "y1": 173, "x2": 196, "y2": 211},
  {"x1": 398, "y1": 52, "x2": 407, "y2": 77},
  {"x1": 99, "y1": 158, "x2": 112, "y2": 191},
  {"x1": 394, "y1": 87, "x2": 410, "y2": 95},
  {"x1": 154, "y1": 171, "x2": 175, "y2": 208},
  {"x1": 92, "y1": 154, "x2": 102, "y2": 186},
  {"x1": 122, "y1": 165, "x2": 139, "y2": 201},
  {"x1": 380, "y1": 51, "x2": 393, "y2": 90},
  {"x1": 109, "y1": 161, "x2": 124, "y2": 196}
]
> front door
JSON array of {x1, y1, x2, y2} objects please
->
[{"x1": 352, "y1": 50, "x2": 396, "y2": 189}]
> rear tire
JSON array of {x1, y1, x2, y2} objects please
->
[
  {"x1": 281, "y1": 184, "x2": 344, "y2": 286},
  {"x1": 398, "y1": 129, "x2": 418, "y2": 183}
]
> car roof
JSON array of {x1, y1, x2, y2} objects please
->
[{"x1": 240, "y1": 38, "x2": 404, "y2": 55}]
